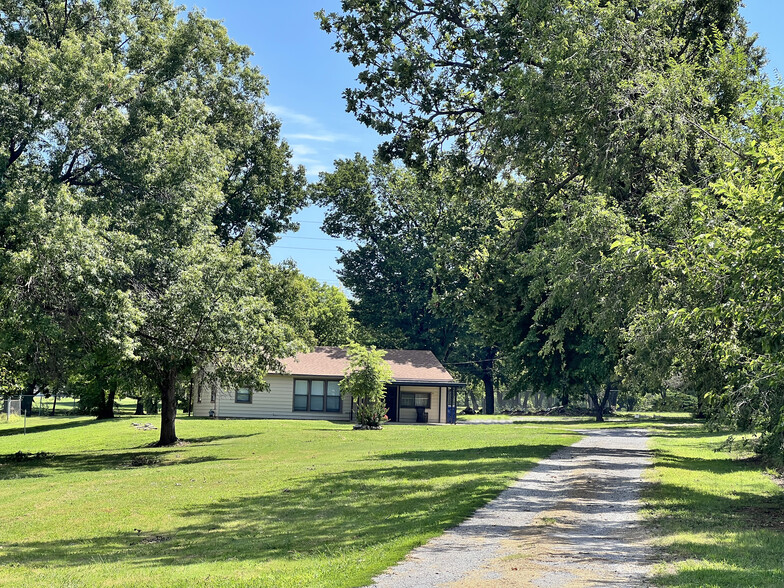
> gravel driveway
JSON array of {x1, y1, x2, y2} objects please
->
[{"x1": 369, "y1": 428, "x2": 652, "y2": 587}]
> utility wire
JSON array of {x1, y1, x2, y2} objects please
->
[
  {"x1": 273, "y1": 245, "x2": 345, "y2": 252},
  {"x1": 442, "y1": 358, "x2": 500, "y2": 366},
  {"x1": 277, "y1": 235, "x2": 353, "y2": 243}
]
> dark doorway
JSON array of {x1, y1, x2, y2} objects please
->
[{"x1": 384, "y1": 385, "x2": 398, "y2": 422}]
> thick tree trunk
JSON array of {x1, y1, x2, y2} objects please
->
[
  {"x1": 50, "y1": 394, "x2": 57, "y2": 416},
  {"x1": 482, "y1": 370, "x2": 494, "y2": 415},
  {"x1": 589, "y1": 382, "x2": 612, "y2": 422},
  {"x1": 157, "y1": 369, "x2": 179, "y2": 446},
  {"x1": 560, "y1": 387, "x2": 569, "y2": 408},
  {"x1": 134, "y1": 397, "x2": 145, "y2": 415},
  {"x1": 96, "y1": 385, "x2": 116, "y2": 419},
  {"x1": 522, "y1": 391, "x2": 530, "y2": 411}
]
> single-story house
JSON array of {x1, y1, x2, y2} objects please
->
[{"x1": 192, "y1": 346, "x2": 464, "y2": 424}]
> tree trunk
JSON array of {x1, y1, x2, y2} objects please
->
[
  {"x1": 589, "y1": 382, "x2": 612, "y2": 422},
  {"x1": 522, "y1": 390, "x2": 530, "y2": 411},
  {"x1": 482, "y1": 369, "x2": 494, "y2": 415},
  {"x1": 694, "y1": 391, "x2": 706, "y2": 418},
  {"x1": 96, "y1": 385, "x2": 116, "y2": 419},
  {"x1": 50, "y1": 394, "x2": 57, "y2": 416},
  {"x1": 467, "y1": 389, "x2": 479, "y2": 412},
  {"x1": 134, "y1": 397, "x2": 145, "y2": 415},
  {"x1": 560, "y1": 387, "x2": 569, "y2": 408},
  {"x1": 157, "y1": 369, "x2": 179, "y2": 446}
]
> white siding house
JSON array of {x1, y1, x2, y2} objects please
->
[{"x1": 192, "y1": 347, "x2": 462, "y2": 424}]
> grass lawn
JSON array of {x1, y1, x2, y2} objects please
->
[
  {"x1": 0, "y1": 415, "x2": 579, "y2": 587},
  {"x1": 644, "y1": 426, "x2": 784, "y2": 587},
  {"x1": 458, "y1": 410, "x2": 694, "y2": 427}
]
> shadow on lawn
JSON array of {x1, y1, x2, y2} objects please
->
[
  {"x1": 0, "y1": 416, "x2": 105, "y2": 437},
  {"x1": 646, "y1": 440, "x2": 784, "y2": 586},
  {"x1": 0, "y1": 442, "x2": 566, "y2": 570},
  {"x1": 0, "y1": 450, "x2": 228, "y2": 480}
]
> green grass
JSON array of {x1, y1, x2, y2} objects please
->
[
  {"x1": 458, "y1": 410, "x2": 694, "y2": 428},
  {"x1": 644, "y1": 426, "x2": 784, "y2": 587},
  {"x1": 0, "y1": 414, "x2": 579, "y2": 587},
  {"x1": 4, "y1": 411, "x2": 781, "y2": 587}
]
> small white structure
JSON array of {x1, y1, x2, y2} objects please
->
[{"x1": 192, "y1": 347, "x2": 463, "y2": 424}]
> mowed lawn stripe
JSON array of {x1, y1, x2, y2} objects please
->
[{"x1": 0, "y1": 417, "x2": 579, "y2": 587}]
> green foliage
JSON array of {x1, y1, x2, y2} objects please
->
[
  {"x1": 322, "y1": 0, "x2": 767, "y2": 427},
  {"x1": 340, "y1": 343, "x2": 393, "y2": 427},
  {"x1": 0, "y1": 0, "x2": 308, "y2": 444},
  {"x1": 637, "y1": 86, "x2": 784, "y2": 459},
  {"x1": 311, "y1": 153, "x2": 502, "y2": 406}
]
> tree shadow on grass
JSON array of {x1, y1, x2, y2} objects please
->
[
  {"x1": 0, "y1": 442, "x2": 567, "y2": 573},
  {"x1": 0, "y1": 416, "x2": 105, "y2": 437},
  {"x1": 0, "y1": 450, "x2": 228, "y2": 480},
  {"x1": 646, "y1": 450, "x2": 784, "y2": 586},
  {"x1": 166, "y1": 432, "x2": 263, "y2": 445},
  {"x1": 649, "y1": 448, "x2": 766, "y2": 475}
]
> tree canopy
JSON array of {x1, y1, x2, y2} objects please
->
[
  {"x1": 0, "y1": 0, "x2": 309, "y2": 444},
  {"x1": 321, "y1": 0, "x2": 778, "y2": 432}
]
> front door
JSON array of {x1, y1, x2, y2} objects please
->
[{"x1": 384, "y1": 385, "x2": 398, "y2": 422}]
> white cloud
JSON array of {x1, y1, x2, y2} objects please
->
[
  {"x1": 267, "y1": 104, "x2": 357, "y2": 180},
  {"x1": 267, "y1": 104, "x2": 319, "y2": 127},
  {"x1": 291, "y1": 144, "x2": 317, "y2": 157},
  {"x1": 288, "y1": 132, "x2": 338, "y2": 143}
]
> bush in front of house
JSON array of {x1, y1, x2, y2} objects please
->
[{"x1": 340, "y1": 344, "x2": 393, "y2": 429}]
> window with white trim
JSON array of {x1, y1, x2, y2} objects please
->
[
  {"x1": 293, "y1": 379, "x2": 342, "y2": 413},
  {"x1": 400, "y1": 392, "x2": 431, "y2": 409}
]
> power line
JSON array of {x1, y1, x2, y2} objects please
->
[
  {"x1": 442, "y1": 358, "x2": 500, "y2": 366},
  {"x1": 277, "y1": 235, "x2": 353, "y2": 243},
  {"x1": 273, "y1": 245, "x2": 343, "y2": 252}
]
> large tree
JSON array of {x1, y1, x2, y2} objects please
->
[
  {"x1": 311, "y1": 153, "x2": 503, "y2": 410},
  {"x1": 321, "y1": 0, "x2": 763, "y2": 416},
  {"x1": 0, "y1": 0, "x2": 307, "y2": 443},
  {"x1": 629, "y1": 84, "x2": 784, "y2": 457}
]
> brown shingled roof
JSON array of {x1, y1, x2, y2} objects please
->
[{"x1": 278, "y1": 346, "x2": 455, "y2": 383}]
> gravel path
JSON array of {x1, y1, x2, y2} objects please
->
[{"x1": 369, "y1": 428, "x2": 652, "y2": 587}]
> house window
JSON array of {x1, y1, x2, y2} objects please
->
[
  {"x1": 293, "y1": 379, "x2": 342, "y2": 413},
  {"x1": 326, "y1": 381, "x2": 341, "y2": 412},
  {"x1": 293, "y1": 380, "x2": 308, "y2": 410},
  {"x1": 310, "y1": 380, "x2": 325, "y2": 411},
  {"x1": 235, "y1": 388, "x2": 251, "y2": 403},
  {"x1": 400, "y1": 392, "x2": 431, "y2": 409}
]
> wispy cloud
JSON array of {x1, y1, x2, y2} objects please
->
[
  {"x1": 290, "y1": 144, "x2": 317, "y2": 157},
  {"x1": 267, "y1": 104, "x2": 319, "y2": 127},
  {"x1": 288, "y1": 132, "x2": 339, "y2": 143},
  {"x1": 268, "y1": 103, "x2": 361, "y2": 179}
]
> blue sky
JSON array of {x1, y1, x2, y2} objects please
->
[{"x1": 194, "y1": 1, "x2": 784, "y2": 290}]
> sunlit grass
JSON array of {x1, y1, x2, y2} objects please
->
[
  {"x1": 0, "y1": 415, "x2": 579, "y2": 587},
  {"x1": 644, "y1": 428, "x2": 784, "y2": 587}
]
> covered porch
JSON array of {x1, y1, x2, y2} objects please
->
[{"x1": 383, "y1": 381, "x2": 465, "y2": 424}]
